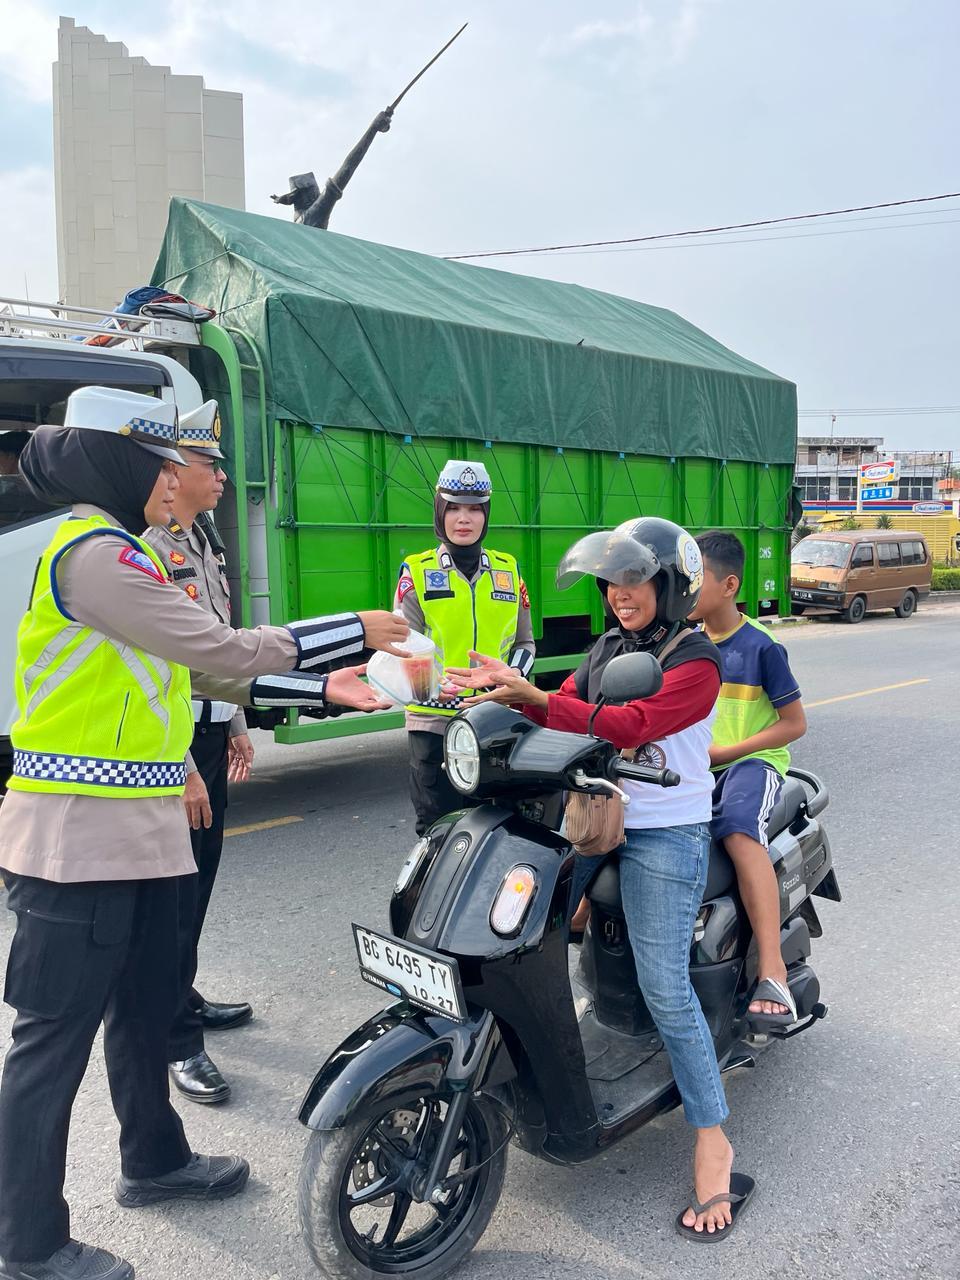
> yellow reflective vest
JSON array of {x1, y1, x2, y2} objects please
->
[
  {"x1": 403, "y1": 547, "x2": 522, "y2": 718},
  {"x1": 8, "y1": 514, "x2": 194, "y2": 798}
]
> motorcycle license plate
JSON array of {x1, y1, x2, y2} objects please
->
[{"x1": 353, "y1": 924, "x2": 467, "y2": 1022}]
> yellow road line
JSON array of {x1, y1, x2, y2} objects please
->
[
  {"x1": 807, "y1": 678, "x2": 930, "y2": 709},
  {"x1": 224, "y1": 815, "x2": 304, "y2": 838}
]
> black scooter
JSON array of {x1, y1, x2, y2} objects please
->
[{"x1": 297, "y1": 653, "x2": 840, "y2": 1280}]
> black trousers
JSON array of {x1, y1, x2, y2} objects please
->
[
  {"x1": 0, "y1": 872, "x2": 191, "y2": 1263},
  {"x1": 168, "y1": 722, "x2": 229, "y2": 1062},
  {"x1": 408, "y1": 729, "x2": 475, "y2": 837}
]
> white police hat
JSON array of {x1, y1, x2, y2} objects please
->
[
  {"x1": 52, "y1": 386, "x2": 187, "y2": 465},
  {"x1": 176, "y1": 400, "x2": 225, "y2": 460},
  {"x1": 436, "y1": 459, "x2": 492, "y2": 504}
]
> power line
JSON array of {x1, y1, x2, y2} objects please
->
[
  {"x1": 442, "y1": 191, "x2": 960, "y2": 260},
  {"x1": 799, "y1": 406, "x2": 960, "y2": 417},
  {"x1": 546, "y1": 214, "x2": 960, "y2": 258}
]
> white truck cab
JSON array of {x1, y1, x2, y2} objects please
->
[{"x1": 0, "y1": 297, "x2": 205, "y2": 771}]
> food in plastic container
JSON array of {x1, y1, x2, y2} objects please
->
[{"x1": 366, "y1": 628, "x2": 441, "y2": 706}]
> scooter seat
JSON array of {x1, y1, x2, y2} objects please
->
[
  {"x1": 587, "y1": 843, "x2": 736, "y2": 917},
  {"x1": 764, "y1": 777, "x2": 806, "y2": 839},
  {"x1": 585, "y1": 779, "x2": 808, "y2": 917}
]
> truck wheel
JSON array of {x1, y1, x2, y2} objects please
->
[
  {"x1": 843, "y1": 596, "x2": 866, "y2": 624},
  {"x1": 895, "y1": 590, "x2": 917, "y2": 619},
  {"x1": 298, "y1": 1094, "x2": 507, "y2": 1280}
]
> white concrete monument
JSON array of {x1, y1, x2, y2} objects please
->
[{"x1": 53, "y1": 17, "x2": 245, "y2": 309}]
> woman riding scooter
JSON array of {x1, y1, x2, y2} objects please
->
[{"x1": 449, "y1": 517, "x2": 755, "y2": 1240}]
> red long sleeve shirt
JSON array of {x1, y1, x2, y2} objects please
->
[{"x1": 523, "y1": 658, "x2": 720, "y2": 748}]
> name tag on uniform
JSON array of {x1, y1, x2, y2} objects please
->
[{"x1": 171, "y1": 566, "x2": 198, "y2": 582}]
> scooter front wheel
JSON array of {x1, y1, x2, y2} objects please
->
[{"x1": 298, "y1": 1093, "x2": 507, "y2": 1280}]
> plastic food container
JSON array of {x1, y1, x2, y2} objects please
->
[{"x1": 366, "y1": 628, "x2": 442, "y2": 707}]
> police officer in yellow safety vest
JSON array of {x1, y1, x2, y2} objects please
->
[
  {"x1": 0, "y1": 386, "x2": 402, "y2": 1280},
  {"x1": 143, "y1": 400, "x2": 253, "y2": 1107},
  {"x1": 394, "y1": 459, "x2": 535, "y2": 835}
]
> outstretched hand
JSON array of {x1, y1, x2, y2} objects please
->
[
  {"x1": 326, "y1": 664, "x2": 393, "y2": 713},
  {"x1": 443, "y1": 650, "x2": 513, "y2": 692},
  {"x1": 460, "y1": 668, "x2": 549, "y2": 710}
]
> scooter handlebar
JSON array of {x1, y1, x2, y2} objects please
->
[{"x1": 615, "y1": 760, "x2": 681, "y2": 788}]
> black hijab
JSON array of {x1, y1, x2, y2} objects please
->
[
  {"x1": 19, "y1": 427, "x2": 164, "y2": 534},
  {"x1": 434, "y1": 494, "x2": 489, "y2": 579}
]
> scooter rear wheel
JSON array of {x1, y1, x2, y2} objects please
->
[{"x1": 298, "y1": 1093, "x2": 507, "y2": 1280}]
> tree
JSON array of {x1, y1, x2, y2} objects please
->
[
  {"x1": 840, "y1": 515, "x2": 861, "y2": 530},
  {"x1": 875, "y1": 513, "x2": 893, "y2": 529}
]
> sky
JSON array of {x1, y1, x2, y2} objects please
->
[{"x1": 0, "y1": 0, "x2": 957, "y2": 451}]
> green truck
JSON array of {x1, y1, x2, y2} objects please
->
[{"x1": 148, "y1": 198, "x2": 796, "y2": 743}]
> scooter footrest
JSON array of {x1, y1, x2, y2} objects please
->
[{"x1": 768, "y1": 1002, "x2": 828, "y2": 1040}]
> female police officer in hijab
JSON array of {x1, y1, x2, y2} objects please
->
[{"x1": 0, "y1": 386, "x2": 406, "y2": 1280}]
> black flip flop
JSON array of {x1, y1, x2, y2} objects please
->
[
  {"x1": 747, "y1": 977, "x2": 798, "y2": 1029},
  {"x1": 675, "y1": 1171, "x2": 756, "y2": 1243}
]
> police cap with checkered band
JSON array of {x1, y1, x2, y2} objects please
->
[
  {"x1": 176, "y1": 400, "x2": 225, "y2": 461},
  {"x1": 436, "y1": 459, "x2": 492, "y2": 506},
  {"x1": 50, "y1": 385, "x2": 187, "y2": 465}
]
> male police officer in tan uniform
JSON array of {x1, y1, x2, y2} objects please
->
[{"x1": 144, "y1": 403, "x2": 254, "y2": 1104}]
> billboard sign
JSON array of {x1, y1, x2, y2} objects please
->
[
  {"x1": 860, "y1": 486, "x2": 895, "y2": 501},
  {"x1": 859, "y1": 458, "x2": 900, "y2": 484}
]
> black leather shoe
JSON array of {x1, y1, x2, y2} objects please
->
[
  {"x1": 114, "y1": 1152, "x2": 250, "y2": 1208},
  {"x1": 198, "y1": 998, "x2": 253, "y2": 1031},
  {"x1": 169, "y1": 1050, "x2": 230, "y2": 1104},
  {"x1": 0, "y1": 1239, "x2": 134, "y2": 1279}
]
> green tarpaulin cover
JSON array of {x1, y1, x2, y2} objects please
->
[{"x1": 153, "y1": 199, "x2": 796, "y2": 465}]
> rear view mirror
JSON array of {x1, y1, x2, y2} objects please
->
[{"x1": 598, "y1": 652, "x2": 663, "y2": 704}]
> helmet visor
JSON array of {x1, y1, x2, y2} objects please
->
[{"x1": 556, "y1": 530, "x2": 660, "y2": 590}]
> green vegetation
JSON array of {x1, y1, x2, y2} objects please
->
[{"x1": 932, "y1": 567, "x2": 960, "y2": 590}]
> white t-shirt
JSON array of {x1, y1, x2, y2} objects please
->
[{"x1": 622, "y1": 707, "x2": 716, "y2": 829}]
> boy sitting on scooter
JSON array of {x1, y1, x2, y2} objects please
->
[{"x1": 689, "y1": 532, "x2": 808, "y2": 1025}]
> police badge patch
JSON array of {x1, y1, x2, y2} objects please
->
[
  {"x1": 169, "y1": 550, "x2": 186, "y2": 566},
  {"x1": 118, "y1": 546, "x2": 166, "y2": 582},
  {"x1": 426, "y1": 570, "x2": 450, "y2": 591}
]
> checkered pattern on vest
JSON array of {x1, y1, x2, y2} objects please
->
[{"x1": 13, "y1": 751, "x2": 187, "y2": 790}]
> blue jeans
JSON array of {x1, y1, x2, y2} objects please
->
[{"x1": 615, "y1": 824, "x2": 729, "y2": 1129}]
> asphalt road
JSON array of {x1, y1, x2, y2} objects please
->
[{"x1": 2, "y1": 600, "x2": 959, "y2": 1280}]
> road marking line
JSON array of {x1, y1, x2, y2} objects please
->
[
  {"x1": 224, "y1": 815, "x2": 304, "y2": 838},
  {"x1": 807, "y1": 678, "x2": 930, "y2": 709}
]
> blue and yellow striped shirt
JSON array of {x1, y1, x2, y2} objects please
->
[{"x1": 709, "y1": 615, "x2": 801, "y2": 777}]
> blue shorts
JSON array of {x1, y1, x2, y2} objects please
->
[{"x1": 711, "y1": 759, "x2": 783, "y2": 848}]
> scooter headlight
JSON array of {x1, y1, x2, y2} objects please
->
[
  {"x1": 445, "y1": 719, "x2": 480, "y2": 793},
  {"x1": 395, "y1": 837, "x2": 430, "y2": 894},
  {"x1": 490, "y1": 865, "x2": 538, "y2": 937}
]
